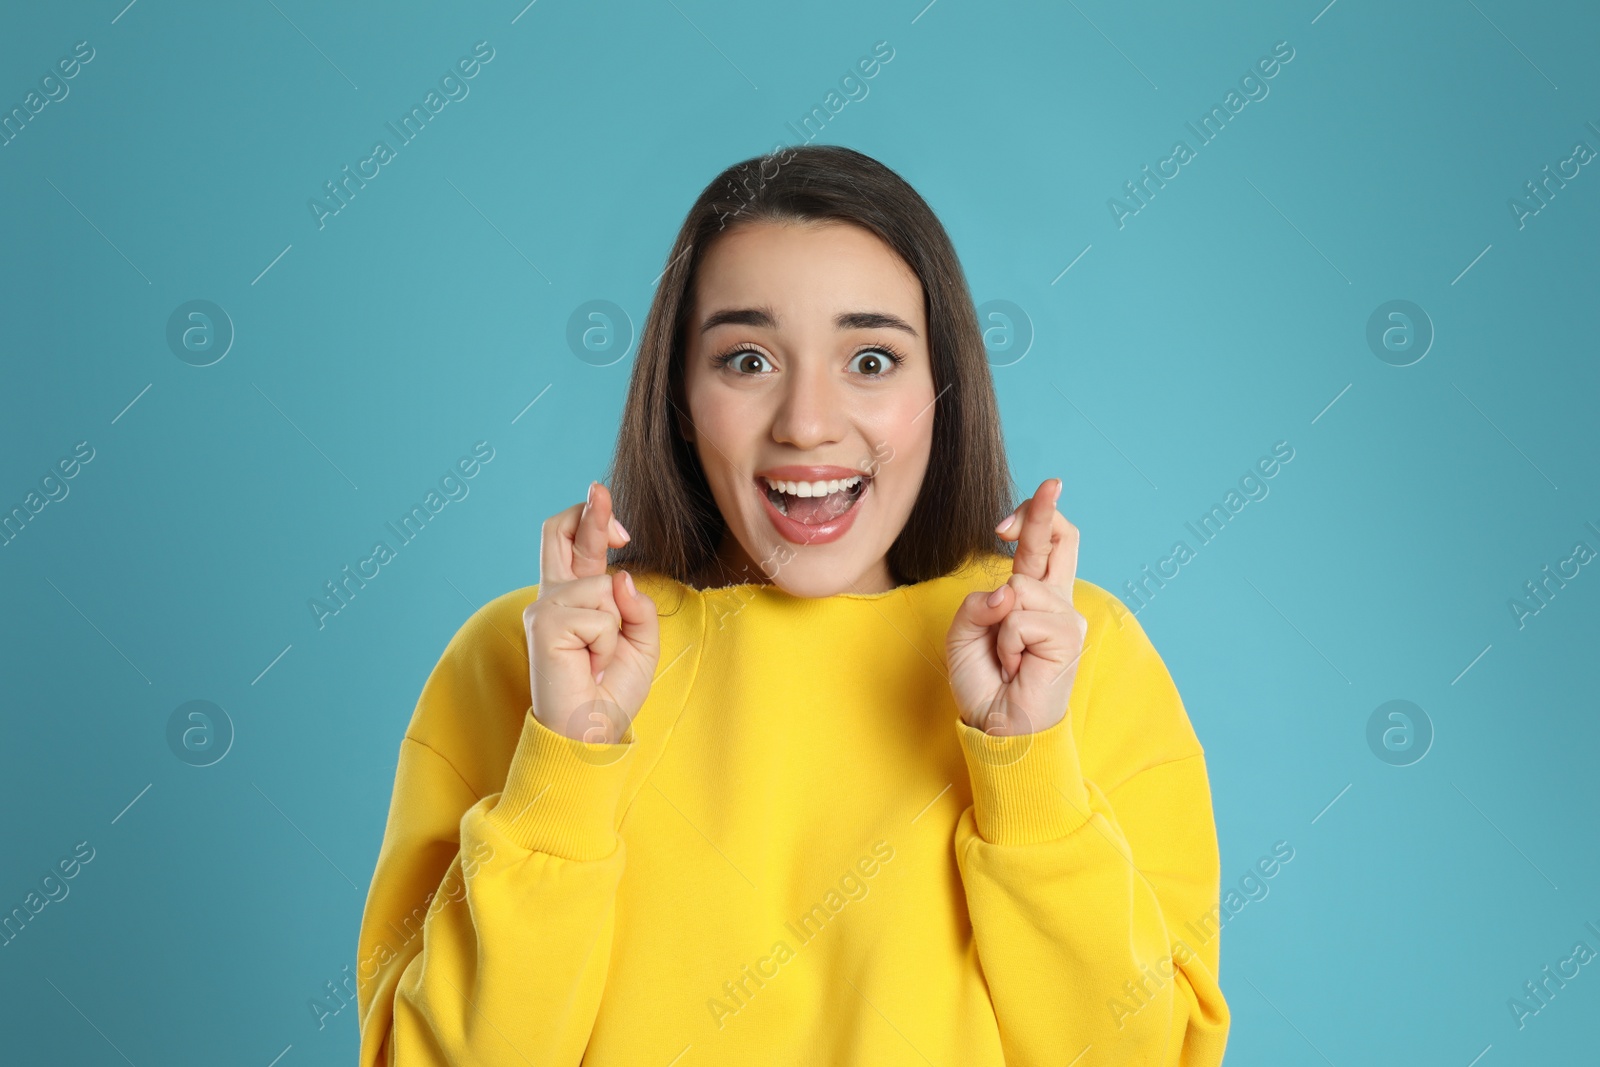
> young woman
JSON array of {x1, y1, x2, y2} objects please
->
[{"x1": 356, "y1": 145, "x2": 1229, "y2": 1066}]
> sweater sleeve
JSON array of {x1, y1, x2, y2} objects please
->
[
  {"x1": 951, "y1": 589, "x2": 1230, "y2": 1067},
  {"x1": 356, "y1": 706, "x2": 639, "y2": 1067}
]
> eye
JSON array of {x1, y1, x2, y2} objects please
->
[
  {"x1": 847, "y1": 345, "x2": 905, "y2": 377},
  {"x1": 713, "y1": 347, "x2": 772, "y2": 375}
]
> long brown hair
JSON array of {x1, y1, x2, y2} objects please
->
[{"x1": 607, "y1": 144, "x2": 1015, "y2": 590}]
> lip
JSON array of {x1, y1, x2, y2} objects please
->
[
  {"x1": 753, "y1": 467, "x2": 871, "y2": 546},
  {"x1": 755, "y1": 465, "x2": 868, "y2": 481}
]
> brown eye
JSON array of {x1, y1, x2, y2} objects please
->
[
  {"x1": 847, "y1": 348, "x2": 899, "y2": 376},
  {"x1": 717, "y1": 348, "x2": 771, "y2": 374}
]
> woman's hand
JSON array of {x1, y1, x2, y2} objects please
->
[
  {"x1": 946, "y1": 478, "x2": 1088, "y2": 738},
  {"x1": 524, "y1": 481, "x2": 660, "y2": 744}
]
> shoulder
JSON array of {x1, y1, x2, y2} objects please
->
[
  {"x1": 957, "y1": 551, "x2": 1202, "y2": 766},
  {"x1": 401, "y1": 571, "x2": 707, "y2": 795},
  {"x1": 1072, "y1": 579, "x2": 1206, "y2": 774}
]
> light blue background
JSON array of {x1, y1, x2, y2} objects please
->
[{"x1": 3, "y1": 1, "x2": 1597, "y2": 1064}]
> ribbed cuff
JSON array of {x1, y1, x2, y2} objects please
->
[
  {"x1": 485, "y1": 708, "x2": 635, "y2": 861},
  {"x1": 956, "y1": 712, "x2": 1094, "y2": 846}
]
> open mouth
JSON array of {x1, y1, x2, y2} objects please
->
[{"x1": 759, "y1": 474, "x2": 870, "y2": 526}]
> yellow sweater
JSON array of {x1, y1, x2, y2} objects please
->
[{"x1": 355, "y1": 551, "x2": 1230, "y2": 1066}]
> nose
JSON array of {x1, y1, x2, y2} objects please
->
[{"x1": 770, "y1": 358, "x2": 846, "y2": 451}]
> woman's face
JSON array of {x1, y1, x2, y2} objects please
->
[{"x1": 682, "y1": 219, "x2": 936, "y2": 597}]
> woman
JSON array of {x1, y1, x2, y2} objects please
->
[{"x1": 355, "y1": 145, "x2": 1229, "y2": 1065}]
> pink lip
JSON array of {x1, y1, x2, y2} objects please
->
[{"x1": 753, "y1": 470, "x2": 870, "y2": 546}]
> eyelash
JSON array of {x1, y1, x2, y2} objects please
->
[{"x1": 710, "y1": 342, "x2": 908, "y2": 375}]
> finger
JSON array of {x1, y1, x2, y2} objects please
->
[
  {"x1": 538, "y1": 501, "x2": 586, "y2": 586},
  {"x1": 538, "y1": 482, "x2": 631, "y2": 586},
  {"x1": 571, "y1": 482, "x2": 623, "y2": 579},
  {"x1": 534, "y1": 573, "x2": 621, "y2": 615},
  {"x1": 946, "y1": 583, "x2": 1015, "y2": 650},
  {"x1": 534, "y1": 603, "x2": 619, "y2": 672},
  {"x1": 1010, "y1": 478, "x2": 1060, "y2": 580},
  {"x1": 995, "y1": 608, "x2": 1078, "y2": 684},
  {"x1": 1003, "y1": 572, "x2": 1073, "y2": 613},
  {"x1": 613, "y1": 569, "x2": 661, "y2": 662},
  {"x1": 1043, "y1": 505, "x2": 1081, "y2": 597},
  {"x1": 998, "y1": 490, "x2": 1080, "y2": 599}
]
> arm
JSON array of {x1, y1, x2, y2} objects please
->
[
  {"x1": 356, "y1": 710, "x2": 636, "y2": 1067},
  {"x1": 952, "y1": 594, "x2": 1230, "y2": 1067}
]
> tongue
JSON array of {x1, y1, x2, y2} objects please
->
[{"x1": 787, "y1": 489, "x2": 852, "y2": 525}]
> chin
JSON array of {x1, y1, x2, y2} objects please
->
[{"x1": 771, "y1": 564, "x2": 868, "y2": 599}]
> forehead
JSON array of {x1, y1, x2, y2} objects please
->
[{"x1": 690, "y1": 220, "x2": 925, "y2": 328}]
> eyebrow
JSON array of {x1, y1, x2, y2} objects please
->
[{"x1": 698, "y1": 305, "x2": 919, "y2": 337}]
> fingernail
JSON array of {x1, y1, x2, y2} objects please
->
[
  {"x1": 622, "y1": 569, "x2": 636, "y2": 598},
  {"x1": 588, "y1": 481, "x2": 598, "y2": 505},
  {"x1": 595, "y1": 670, "x2": 605, "y2": 685},
  {"x1": 995, "y1": 513, "x2": 1017, "y2": 534},
  {"x1": 611, "y1": 516, "x2": 631, "y2": 543},
  {"x1": 986, "y1": 586, "x2": 1006, "y2": 607},
  {"x1": 1052, "y1": 478, "x2": 1063, "y2": 501}
]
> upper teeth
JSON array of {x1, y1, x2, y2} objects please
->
[{"x1": 763, "y1": 475, "x2": 863, "y2": 498}]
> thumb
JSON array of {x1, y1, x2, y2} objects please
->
[
  {"x1": 947, "y1": 583, "x2": 1013, "y2": 649},
  {"x1": 614, "y1": 569, "x2": 660, "y2": 662}
]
